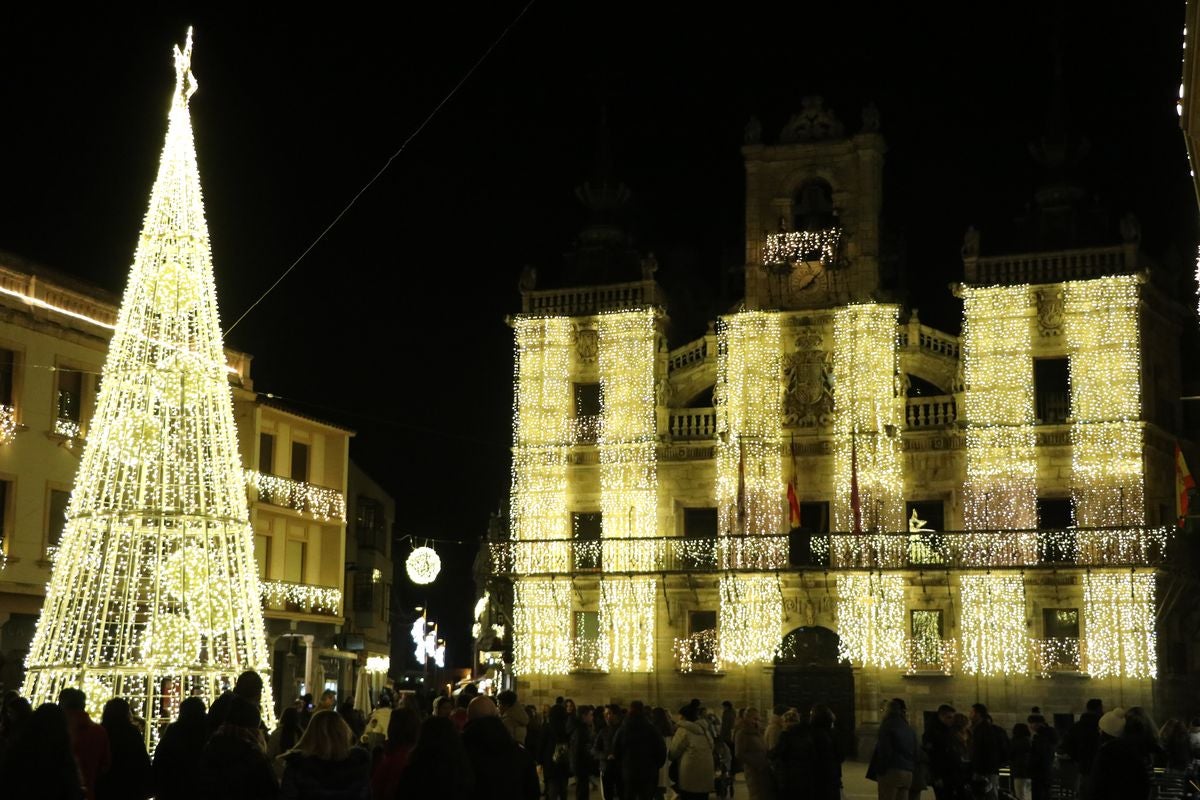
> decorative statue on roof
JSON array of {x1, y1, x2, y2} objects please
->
[
  {"x1": 744, "y1": 115, "x2": 762, "y2": 145},
  {"x1": 779, "y1": 96, "x2": 845, "y2": 143}
]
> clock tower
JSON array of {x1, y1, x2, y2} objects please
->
[{"x1": 742, "y1": 97, "x2": 885, "y2": 310}]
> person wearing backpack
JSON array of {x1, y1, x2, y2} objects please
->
[
  {"x1": 969, "y1": 704, "x2": 1009, "y2": 800},
  {"x1": 866, "y1": 698, "x2": 918, "y2": 800},
  {"x1": 611, "y1": 702, "x2": 666, "y2": 800},
  {"x1": 541, "y1": 704, "x2": 572, "y2": 800},
  {"x1": 592, "y1": 705, "x2": 623, "y2": 800}
]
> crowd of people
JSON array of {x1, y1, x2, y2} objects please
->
[
  {"x1": 865, "y1": 696, "x2": 1200, "y2": 800},
  {"x1": 1, "y1": 675, "x2": 1198, "y2": 800}
]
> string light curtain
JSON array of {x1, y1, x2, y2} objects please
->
[
  {"x1": 509, "y1": 316, "x2": 573, "y2": 674},
  {"x1": 830, "y1": 304, "x2": 904, "y2": 566},
  {"x1": 718, "y1": 576, "x2": 781, "y2": 665},
  {"x1": 1064, "y1": 276, "x2": 1145, "y2": 528},
  {"x1": 22, "y1": 30, "x2": 273, "y2": 746},
  {"x1": 960, "y1": 286, "x2": 1037, "y2": 563},
  {"x1": 512, "y1": 580, "x2": 573, "y2": 675},
  {"x1": 959, "y1": 574, "x2": 1029, "y2": 675},
  {"x1": 714, "y1": 312, "x2": 785, "y2": 569},
  {"x1": 599, "y1": 578, "x2": 656, "y2": 672},
  {"x1": 835, "y1": 573, "x2": 906, "y2": 668},
  {"x1": 598, "y1": 310, "x2": 660, "y2": 571},
  {"x1": 597, "y1": 311, "x2": 659, "y2": 670},
  {"x1": 1084, "y1": 571, "x2": 1156, "y2": 679}
]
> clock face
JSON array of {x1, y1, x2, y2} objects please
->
[{"x1": 790, "y1": 258, "x2": 825, "y2": 291}]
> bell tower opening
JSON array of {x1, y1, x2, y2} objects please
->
[{"x1": 792, "y1": 179, "x2": 836, "y2": 233}]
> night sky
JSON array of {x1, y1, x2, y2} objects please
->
[{"x1": 0, "y1": 4, "x2": 1194, "y2": 664}]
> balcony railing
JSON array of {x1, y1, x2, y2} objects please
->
[
  {"x1": 762, "y1": 228, "x2": 843, "y2": 267},
  {"x1": 244, "y1": 471, "x2": 346, "y2": 521},
  {"x1": 53, "y1": 416, "x2": 81, "y2": 440},
  {"x1": 1031, "y1": 637, "x2": 1084, "y2": 677},
  {"x1": 675, "y1": 630, "x2": 720, "y2": 673},
  {"x1": 571, "y1": 638, "x2": 605, "y2": 672},
  {"x1": 572, "y1": 415, "x2": 600, "y2": 444},
  {"x1": 965, "y1": 244, "x2": 1133, "y2": 286},
  {"x1": 668, "y1": 336, "x2": 711, "y2": 373},
  {"x1": 905, "y1": 396, "x2": 957, "y2": 428},
  {"x1": 906, "y1": 637, "x2": 957, "y2": 675},
  {"x1": 521, "y1": 280, "x2": 666, "y2": 316},
  {"x1": 897, "y1": 323, "x2": 960, "y2": 361},
  {"x1": 668, "y1": 409, "x2": 717, "y2": 440},
  {"x1": 0, "y1": 405, "x2": 16, "y2": 445},
  {"x1": 260, "y1": 580, "x2": 342, "y2": 616},
  {"x1": 490, "y1": 527, "x2": 1169, "y2": 576}
]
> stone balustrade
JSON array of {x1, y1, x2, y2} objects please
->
[
  {"x1": 905, "y1": 395, "x2": 957, "y2": 428},
  {"x1": 898, "y1": 322, "x2": 960, "y2": 360},
  {"x1": 668, "y1": 408, "x2": 717, "y2": 440},
  {"x1": 668, "y1": 336, "x2": 710, "y2": 372},
  {"x1": 965, "y1": 244, "x2": 1133, "y2": 285},
  {"x1": 521, "y1": 280, "x2": 665, "y2": 316}
]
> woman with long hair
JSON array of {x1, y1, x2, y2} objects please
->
[
  {"x1": 370, "y1": 706, "x2": 419, "y2": 799},
  {"x1": 394, "y1": 715, "x2": 472, "y2": 800},
  {"x1": 733, "y1": 708, "x2": 773, "y2": 800},
  {"x1": 1, "y1": 702, "x2": 84, "y2": 799},
  {"x1": 279, "y1": 709, "x2": 370, "y2": 800},
  {"x1": 96, "y1": 697, "x2": 152, "y2": 800},
  {"x1": 153, "y1": 696, "x2": 208, "y2": 800},
  {"x1": 650, "y1": 708, "x2": 674, "y2": 800},
  {"x1": 266, "y1": 707, "x2": 305, "y2": 779},
  {"x1": 198, "y1": 695, "x2": 279, "y2": 800}
]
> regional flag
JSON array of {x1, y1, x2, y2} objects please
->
[
  {"x1": 1176, "y1": 442, "x2": 1195, "y2": 526},
  {"x1": 787, "y1": 480, "x2": 801, "y2": 528}
]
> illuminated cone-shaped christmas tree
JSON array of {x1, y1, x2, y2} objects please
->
[{"x1": 22, "y1": 29, "x2": 272, "y2": 744}]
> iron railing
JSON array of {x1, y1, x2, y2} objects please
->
[{"x1": 489, "y1": 527, "x2": 1169, "y2": 576}]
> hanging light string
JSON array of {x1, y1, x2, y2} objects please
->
[
  {"x1": 395, "y1": 533, "x2": 476, "y2": 547},
  {"x1": 223, "y1": 0, "x2": 538, "y2": 337}
]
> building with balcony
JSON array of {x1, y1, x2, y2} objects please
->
[
  {"x1": 345, "y1": 460, "x2": 396, "y2": 687},
  {"x1": 0, "y1": 253, "x2": 356, "y2": 714},
  {"x1": 234, "y1": 395, "x2": 353, "y2": 710},
  {"x1": 491, "y1": 98, "x2": 1194, "y2": 754}
]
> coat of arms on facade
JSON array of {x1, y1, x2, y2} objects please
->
[
  {"x1": 572, "y1": 324, "x2": 598, "y2": 363},
  {"x1": 1036, "y1": 287, "x2": 1064, "y2": 337},
  {"x1": 784, "y1": 329, "x2": 833, "y2": 427}
]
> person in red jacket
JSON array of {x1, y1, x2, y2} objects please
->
[{"x1": 59, "y1": 687, "x2": 111, "y2": 800}]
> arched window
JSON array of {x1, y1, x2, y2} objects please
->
[{"x1": 792, "y1": 179, "x2": 835, "y2": 232}]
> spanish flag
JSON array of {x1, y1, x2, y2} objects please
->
[
  {"x1": 787, "y1": 480, "x2": 801, "y2": 528},
  {"x1": 1176, "y1": 442, "x2": 1195, "y2": 526}
]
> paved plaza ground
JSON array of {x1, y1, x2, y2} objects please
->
[
  {"x1": 572, "y1": 765, "x2": 935, "y2": 800},
  {"x1": 723, "y1": 763, "x2": 934, "y2": 800}
]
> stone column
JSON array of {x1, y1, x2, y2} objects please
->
[{"x1": 303, "y1": 634, "x2": 317, "y2": 695}]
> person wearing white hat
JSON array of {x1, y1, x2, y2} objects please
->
[{"x1": 1087, "y1": 708, "x2": 1151, "y2": 800}]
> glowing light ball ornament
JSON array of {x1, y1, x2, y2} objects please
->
[{"x1": 406, "y1": 546, "x2": 441, "y2": 585}]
